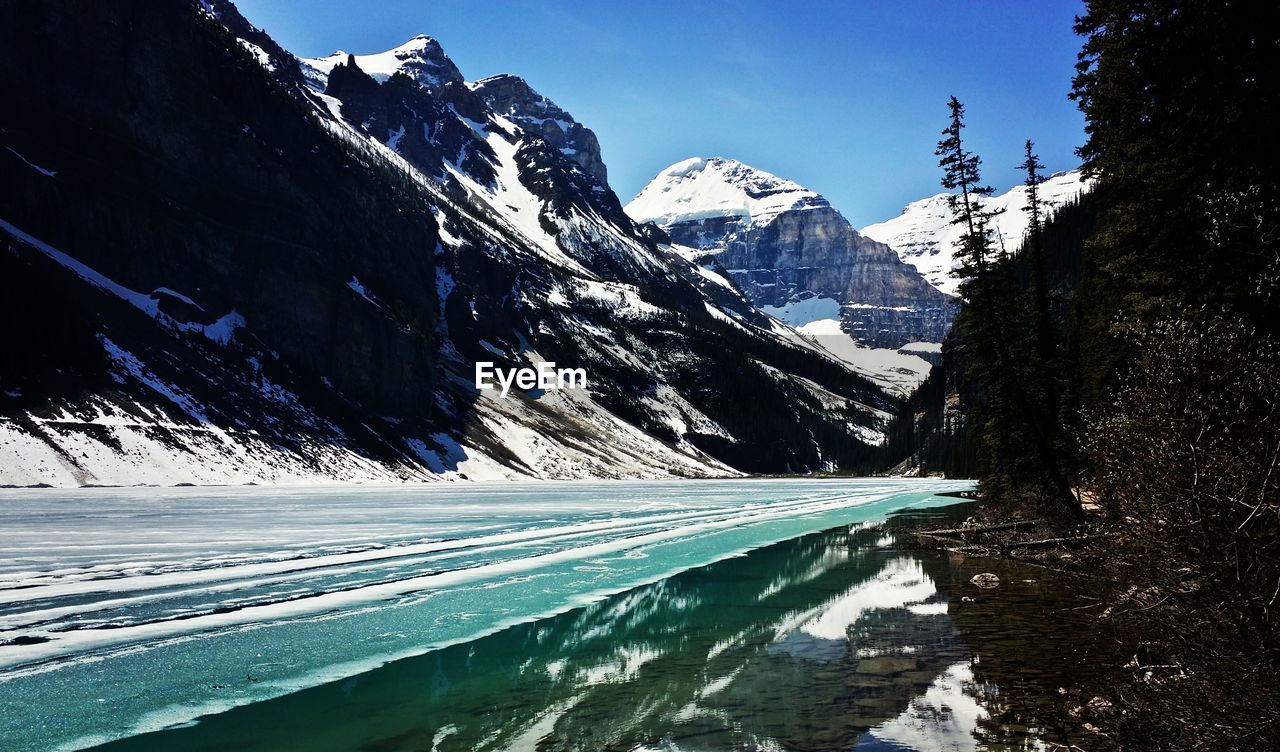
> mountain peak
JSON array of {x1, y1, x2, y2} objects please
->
[
  {"x1": 472, "y1": 72, "x2": 528, "y2": 88},
  {"x1": 471, "y1": 74, "x2": 564, "y2": 121},
  {"x1": 626, "y1": 156, "x2": 954, "y2": 355},
  {"x1": 471, "y1": 73, "x2": 609, "y2": 184},
  {"x1": 389, "y1": 34, "x2": 444, "y2": 57},
  {"x1": 302, "y1": 35, "x2": 462, "y2": 89},
  {"x1": 626, "y1": 157, "x2": 822, "y2": 227}
]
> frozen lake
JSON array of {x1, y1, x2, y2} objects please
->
[{"x1": 0, "y1": 478, "x2": 970, "y2": 751}]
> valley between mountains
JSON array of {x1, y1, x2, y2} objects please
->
[{"x1": 0, "y1": 0, "x2": 1086, "y2": 487}]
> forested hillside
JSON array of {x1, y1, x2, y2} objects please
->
[
  {"x1": 878, "y1": 195, "x2": 1098, "y2": 480},
  {"x1": 881, "y1": 1, "x2": 1280, "y2": 747}
]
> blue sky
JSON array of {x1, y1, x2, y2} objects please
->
[{"x1": 236, "y1": 0, "x2": 1086, "y2": 227}]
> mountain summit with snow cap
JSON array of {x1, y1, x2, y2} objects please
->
[
  {"x1": 627, "y1": 157, "x2": 955, "y2": 358},
  {"x1": 302, "y1": 35, "x2": 464, "y2": 90},
  {"x1": 627, "y1": 157, "x2": 825, "y2": 227}
]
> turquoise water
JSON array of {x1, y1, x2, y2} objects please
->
[
  {"x1": 0, "y1": 478, "x2": 970, "y2": 751},
  {"x1": 89, "y1": 500, "x2": 1105, "y2": 752}
]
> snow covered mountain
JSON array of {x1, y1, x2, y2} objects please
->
[
  {"x1": 0, "y1": 0, "x2": 901, "y2": 486},
  {"x1": 302, "y1": 35, "x2": 462, "y2": 89},
  {"x1": 861, "y1": 170, "x2": 1093, "y2": 296},
  {"x1": 627, "y1": 157, "x2": 955, "y2": 394},
  {"x1": 627, "y1": 157, "x2": 823, "y2": 229}
]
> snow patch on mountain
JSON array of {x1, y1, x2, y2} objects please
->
[
  {"x1": 760, "y1": 296, "x2": 843, "y2": 327},
  {"x1": 755, "y1": 296, "x2": 932, "y2": 394},
  {"x1": 441, "y1": 117, "x2": 594, "y2": 276},
  {"x1": 4, "y1": 146, "x2": 56, "y2": 177},
  {"x1": 791, "y1": 319, "x2": 932, "y2": 397},
  {"x1": 0, "y1": 218, "x2": 244, "y2": 347}
]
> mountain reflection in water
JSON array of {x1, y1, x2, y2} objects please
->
[{"x1": 96, "y1": 507, "x2": 1068, "y2": 752}]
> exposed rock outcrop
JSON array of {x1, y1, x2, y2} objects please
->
[
  {"x1": 471, "y1": 74, "x2": 609, "y2": 185},
  {"x1": 628, "y1": 157, "x2": 956, "y2": 349}
]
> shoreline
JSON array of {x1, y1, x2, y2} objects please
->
[
  {"x1": 0, "y1": 474, "x2": 977, "y2": 491},
  {"x1": 903, "y1": 496, "x2": 1280, "y2": 749}
]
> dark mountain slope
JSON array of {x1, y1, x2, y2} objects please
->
[
  {"x1": 1, "y1": 0, "x2": 901, "y2": 484},
  {"x1": 1, "y1": 0, "x2": 438, "y2": 417},
  {"x1": 299, "y1": 35, "x2": 901, "y2": 476}
]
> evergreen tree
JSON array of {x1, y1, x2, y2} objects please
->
[
  {"x1": 1071, "y1": 0, "x2": 1280, "y2": 345},
  {"x1": 1019, "y1": 140, "x2": 1054, "y2": 373},
  {"x1": 935, "y1": 96, "x2": 1001, "y2": 282},
  {"x1": 1067, "y1": 9, "x2": 1280, "y2": 735},
  {"x1": 937, "y1": 98, "x2": 1081, "y2": 520},
  {"x1": 1017, "y1": 141, "x2": 1066, "y2": 475}
]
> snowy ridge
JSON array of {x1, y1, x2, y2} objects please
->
[
  {"x1": 862, "y1": 170, "x2": 1092, "y2": 296},
  {"x1": 301, "y1": 35, "x2": 459, "y2": 89},
  {"x1": 626, "y1": 157, "x2": 823, "y2": 228}
]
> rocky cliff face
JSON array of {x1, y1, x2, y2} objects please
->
[
  {"x1": 721, "y1": 203, "x2": 955, "y2": 345},
  {"x1": 1, "y1": 0, "x2": 440, "y2": 419},
  {"x1": 0, "y1": 0, "x2": 902, "y2": 485},
  {"x1": 627, "y1": 158, "x2": 955, "y2": 350},
  {"x1": 471, "y1": 74, "x2": 609, "y2": 185}
]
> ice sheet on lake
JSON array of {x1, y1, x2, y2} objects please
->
[{"x1": 0, "y1": 478, "x2": 970, "y2": 752}]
